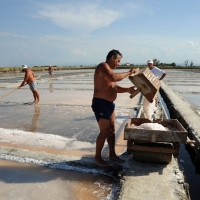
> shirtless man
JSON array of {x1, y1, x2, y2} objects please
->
[
  {"x1": 48, "y1": 65, "x2": 54, "y2": 78},
  {"x1": 18, "y1": 65, "x2": 40, "y2": 104},
  {"x1": 91, "y1": 49, "x2": 137, "y2": 166}
]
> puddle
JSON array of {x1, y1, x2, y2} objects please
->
[{"x1": 0, "y1": 159, "x2": 113, "y2": 200}]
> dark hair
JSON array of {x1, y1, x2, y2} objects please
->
[{"x1": 106, "y1": 49, "x2": 122, "y2": 61}]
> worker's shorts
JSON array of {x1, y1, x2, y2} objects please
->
[
  {"x1": 29, "y1": 81, "x2": 37, "y2": 91},
  {"x1": 91, "y1": 97, "x2": 115, "y2": 121}
]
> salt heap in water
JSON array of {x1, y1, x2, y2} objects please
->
[{"x1": 138, "y1": 123, "x2": 167, "y2": 131}]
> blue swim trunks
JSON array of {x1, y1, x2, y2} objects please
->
[
  {"x1": 29, "y1": 81, "x2": 37, "y2": 91},
  {"x1": 91, "y1": 97, "x2": 115, "y2": 121}
]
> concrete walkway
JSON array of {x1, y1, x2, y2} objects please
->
[{"x1": 118, "y1": 156, "x2": 189, "y2": 200}]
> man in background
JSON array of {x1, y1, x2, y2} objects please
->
[
  {"x1": 48, "y1": 65, "x2": 54, "y2": 78},
  {"x1": 18, "y1": 65, "x2": 40, "y2": 104},
  {"x1": 147, "y1": 59, "x2": 166, "y2": 81},
  {"x1": 91, "y1": 49, "x2": 137, "y2": 166},
  {"x1": 143, "y1": 59, "x2": 167, "y2": 119}
]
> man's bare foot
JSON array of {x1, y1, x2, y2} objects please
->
[
  {"x1": 109, "y1": 156, "x2": 125, "y2": 163},
  {"x1": 31, "y1": 101, "x2": 36, "y2": 105},
  {"x1": 36, "y1": 101, "x2": 40, "y2": 104},
  {"x1": 94, "y1": 157, "x2": 109, "y2": 167}
]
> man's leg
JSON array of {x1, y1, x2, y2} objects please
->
[
  {"x1": 32, "y1": 91, "x2": 37, "y2": 103},
  {"x1": 107, "y1": 111, "x2": 125, "y2": 162},
  {"x1": 33, "y1": 90, "x2": 40, "y2": 104},
  {"x1": 95, "y1": 118, "x2": 111, "y2": 166}
]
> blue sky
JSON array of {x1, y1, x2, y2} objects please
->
[{"x1": 1, "y1": 0, "x2": 200, "y2": 67}]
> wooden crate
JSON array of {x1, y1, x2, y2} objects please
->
[
  {"x1": 129, "y1": 68, "x2": 161, "y2": 103},
  {"x1": 124, "y1": 118, "x2": 188, "y2": 144}
]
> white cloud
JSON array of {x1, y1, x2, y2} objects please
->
[
  {"x1": 0, "y1": 32, "x2": 28, "y2": 38},
  {"x1": 188, "y1": 41, "x2": 200, "y2": 54},
  {"x1": 36, "y1": 2, "x2": 122, "y2": 34},
  {"x1": 2, "y1": 31, "x2": 200, "y2": 66},
  {"x1": 159, "y1": 46, "x2": 176, "y2": 53},
  {"x1": 71, "y1": 48, "x2": 88, "y2": 56}
]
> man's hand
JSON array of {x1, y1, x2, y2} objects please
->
[
  {"x1": 129, "y1": 68, "x2": 139, "y2": 75},
  {"x1": 127, "y1": 86, "x2": 136, "y2": 94}
]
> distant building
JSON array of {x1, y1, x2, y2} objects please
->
[{"x1": 125, "y1": 63, "x2": 130, "y2": 66}]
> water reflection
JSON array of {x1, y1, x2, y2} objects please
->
[
  {"x1": 49, "y1": 79, "x2": 54, "y2": 93},
  {"x1": 185, "y1": 145, "x2": 200, "y2": 174},
  {"x1": 178, "y1": 144, "x2": 200, "y2": 200},
  {"x1": 23, "y1": 106, "x2": 40, "y2": 132}
]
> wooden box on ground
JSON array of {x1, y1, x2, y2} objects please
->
[
  {"x1": 124, "y1": 118, "x2": 187, "y2": 143},
  {"x1": 129, "y1": 68, "x2": 161, "y2": 103},
  {"x1": 124, "y1": 118, "x2": 188, "y2": 163}
]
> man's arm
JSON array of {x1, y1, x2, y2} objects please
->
[
  {"x1": 116, "y1": 85, "x2": 136, "y2": 94},
  {"x1": 113, "y1": 70, "x2": 134, "y2": 82},
  {"x1": 159, "y1": 73, "x2": 166, "y2": 80},
  {"x1": 100, "y1": 63, "x2": 137, "y2": 82},
  {"x1": 18, "y1": 72, "x2": 29, "y2": 88}
]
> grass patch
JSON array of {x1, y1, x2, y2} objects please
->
[{"x1": 0, "y1": 65, "x2": 200, "y2": 73}]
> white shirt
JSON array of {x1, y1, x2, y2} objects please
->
[{"x1": 151, "y1": 66, "x2": 165, "y2": 79}]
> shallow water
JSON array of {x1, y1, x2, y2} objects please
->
[
  {"x1": 181, "y1": 93, "x2": 200, "y2": 108},
  {"x1": 0, "y1": 68, "x2": 138, "y2": 199},
  {"x1": 0, "y1": 159, "x2": 113, "y2": 200},
  {"x1": 178, "y1": 145, "x2": 200, "y2": 200},
  {"x1": 164, "y1": 69, "x2": 200, "y2": 112}
]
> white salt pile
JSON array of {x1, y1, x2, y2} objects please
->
[
  {"x1": 0, "y1": 128, "x2": 95, "y2": 150},
  {"x1": 138, "y1": 123, "x2": 167, "y2": 131}
]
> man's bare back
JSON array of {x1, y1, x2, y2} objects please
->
[{"x1": 48, "y1": 66, "x2": 53, "y2": 72}]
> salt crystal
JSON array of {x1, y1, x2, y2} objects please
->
[{"x1": 138, "y1": 123, "x2": 167, "y2": 131}]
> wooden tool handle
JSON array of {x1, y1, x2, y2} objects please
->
[
  {"x1": 129, "y1": 68, "x2": 140, "y2": 76},
  {"x1": 0, "y1": 76, "x2": 41, "y2": 99},
  {"x1": 130, "y1": 89, "x2": 140, "y2": 99}
]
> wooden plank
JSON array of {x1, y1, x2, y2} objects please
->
[
  {"x1": 130, "y1": 118, "x2": 151, "y2": 125},
  {"x1": 124, "y1": 129, "x2": 187, "y2": 143},
  {"x1": 128, "y1": 144, "x2": 179, "y2": 154},
  {"x1": 153, "y1": 119, "x2": 186, "y2": 132},
  {"x1": 130, "y1": 88, "x2": 141, "y2": 99},
  {"x1": 133, "y1": 151, "x2": 172, "y2": 163}
]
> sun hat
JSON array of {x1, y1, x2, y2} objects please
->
[
  {"x1": 147, "y1": 59, "x2": 153, "y2": 64},
  {"x1": 22, "y1": 65, "x2": 28, "y2": 69}
]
